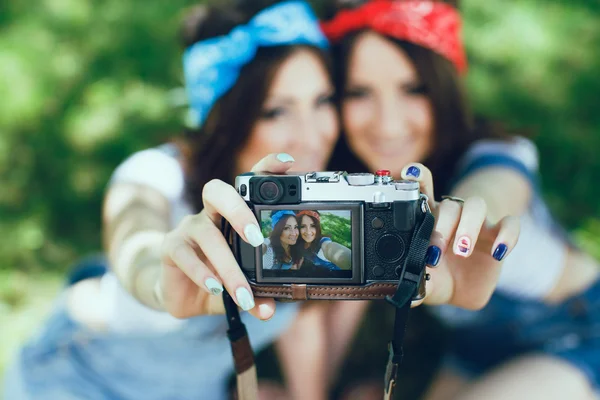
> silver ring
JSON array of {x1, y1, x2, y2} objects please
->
[{"x1": 441, "y1": 195, "x2": 465, "y2": 204}]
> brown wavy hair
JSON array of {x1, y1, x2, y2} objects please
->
[
  {"x1": 323, "y1": 0, "x2": 512, "y2": 198},
  {"x1": 179, "y1": 1, "x2": 332, "y2": 212}
]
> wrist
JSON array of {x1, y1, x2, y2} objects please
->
[
  {"x1": 131, "y1": 261, "x2": 165, "y2": 311},
  {"x1": 112, "y1": 230, "x2": 166, "y2": 311}
]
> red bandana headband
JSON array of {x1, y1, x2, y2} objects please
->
[
  {"x1": 320, "y1": 0, "x2": 467, "y2": 74},
  {"x1": 297, "y1": 210, "x2": 320, "y2": 222}
]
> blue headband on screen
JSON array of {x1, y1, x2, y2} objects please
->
[
  {"x1": 271, "y1": 210, "x2": 296, "y2": 230},
  {"x1": 183, "y1": 0, "x2": 329, "y2": 127}
]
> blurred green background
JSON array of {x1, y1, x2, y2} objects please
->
[{"x1": 1, "y1": 0, "x2": 599, "y2": 390}]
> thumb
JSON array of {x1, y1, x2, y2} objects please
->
[{"x1": 251, "y1": 153, "x2": 295, "y2": 174}]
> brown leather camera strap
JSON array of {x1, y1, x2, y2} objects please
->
[{"x1": 223, "y1": 289, "x2": 258, "y2": 400}]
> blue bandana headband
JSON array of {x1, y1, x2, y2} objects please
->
[
  {"x1": 183, "y1": 0, "x2": 329, "y2": 127},
  {"x1": 271, "y1": 210, "x2": 296, "y2": 230}
]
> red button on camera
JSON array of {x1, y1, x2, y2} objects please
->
[{"x1": 375, "y1": 170, "x2": 391, "y2": 176}]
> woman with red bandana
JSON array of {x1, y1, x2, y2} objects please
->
[
  {"x1": 322, "y1": 1, "x2": 600, "y2": 399},
  {"x1": 296, "y1": 210, "x2": 351, "y2": 271}
]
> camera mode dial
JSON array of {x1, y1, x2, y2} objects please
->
[{"x1": 347, "y1": 173, "x2": 375, "y2": 186}]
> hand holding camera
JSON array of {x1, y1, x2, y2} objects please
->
[{"x1": 156, "y1": 153, "x2": 519, "y2": 322}]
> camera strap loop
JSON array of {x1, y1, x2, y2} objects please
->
[{"x1": 384, "y1": 197, "x2": 435, "y2": 399}]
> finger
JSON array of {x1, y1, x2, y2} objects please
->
[
  {"x1": 187, "y1": 219, "x2": 256, "y2": 312},
  {"x1": 426, "y1": 198, "x2": 463, "y2": 267},
  {"x1": 247, "y1": 297, "x2": 276, "y2": 321},
  {"x1": 400, "y1": 163, "x2": 435, "y2": 207},
  {"x1": 201, "y1": 180, "x2": 265, "y2": 248},
  {"x1": 250, "y1": 153, "x2": 295, "y2": 174},
  {"x1": 488, "y1": 215, "x2": 520, "y2": 262},
  {"x1": 162, "y1": 233, "x2": 219, "y2": 294},
  {"x1": 452, "y1": 196, "x2": 487, "y2": 258}
]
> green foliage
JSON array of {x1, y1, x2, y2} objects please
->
[
  {"x1": 320, "y1": 214, "x2": 352, "y2": 250},
  {"x1": 0, "y1": 0, "x2": 598, "y2": 271}
]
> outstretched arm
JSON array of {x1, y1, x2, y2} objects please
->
[{"x1": 321, "y1": 241, "x2": 352, "y2": 270}]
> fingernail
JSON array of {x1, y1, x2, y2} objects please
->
[
  {"x1": 425, "y1": 246, "x2": 441, "y2": 266},
  {"x1": 244, "y1": 224, "x2": 264, "y2": 247},
  {"x1": 236, "y1": 287, "x2": 255, "y2": 311},
  {"x1": 493, "y1": 243, "x2": 508, "y2": 261},
  {"x1": 259, "y1": 303, "x2": 274, "y2": 321},
  {"x1": 276, "y1": 153, "x2": 295, "y2": 163},
  {"x1": 455, "y1": 236, "x2": 471, "y2": 257},
  {"x1": 204, "y1": 278, "x2": 223, "y2": 296},
  {"x1": 406, "y1": 166, "x2": 420, "y2": 178}
]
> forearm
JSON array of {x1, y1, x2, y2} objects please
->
[
  {"x1": 111, "y1": 230, "x2": 166, "y2": 310},
  {"x1": 323, "y1": 243, "x2": 352, "y2": 270},
  {"x1": 324, "y1": 301, "x2": 369, "y2": 386},
  {"x1": 103, "y1": 183, "x2": 171, "y2": 310},
  {"x1": 276, "y1": 303, "x2": 329, "y2": 400},
  {"x1": 450, "y1": 168, "x2": 532, "y2": 223}
]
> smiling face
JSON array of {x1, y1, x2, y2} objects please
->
[
  {"x1": 342, "y1": 31, "x2": 434, "y2": 177},
  {"x1": 300, "y1": 215, "x2": 317, "y2": 244},
  {"x1": 279, "y1": 216, "x2": 299, "y2": 246},
  {"x1": 236, "y1": 48, "x2": 339, "y2": 174}
]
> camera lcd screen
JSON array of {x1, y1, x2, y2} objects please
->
[{"x1": 258, "y1": 207, "x2": 356, "y2": 281}]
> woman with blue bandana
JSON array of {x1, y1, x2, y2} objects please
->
[
  {"x1": 3, "y1": 1, "x2": 344, "y2": 399},
  {"x1": 262, "y1": 210, "x2": 303, "y2": 270}
]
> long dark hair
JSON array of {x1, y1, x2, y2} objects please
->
[
  {"x1": 297, "y1": 213, "x2": 324, "y2": 254},
  {"x1": 269, "y1": 215, "x2": 303, "y2": 265},
  {"x1": 324, "y1": 0, "x2": 512, "y2": 198},
  {"x1": 180, "y1": 1, "x2": 331, "y2": 212}
]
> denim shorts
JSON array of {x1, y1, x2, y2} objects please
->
[
  {"x1": 3, "y1": 259, "x2": 299, "y2": 400},
  {"x1": 438, "y1": 278, "x2": 600, "y2": 391}
]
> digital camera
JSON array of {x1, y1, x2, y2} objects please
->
[{"x1": 232, "y1": 170, "x2": 432, "y2": 301}]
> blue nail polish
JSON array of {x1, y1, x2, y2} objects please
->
[
  {"x1": 425, "y1": 246, "x2": 441, "y2": 266},
  {"x1": 493, "y1": 244, "x2": 508, "y2": 261},
  {"x1": 407, "y1": 166, "x2": 420, "y2": 178}
]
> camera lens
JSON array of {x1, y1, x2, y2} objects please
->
[{"x1": 258, "y1": 180, "x2": 282, "y2": 203}]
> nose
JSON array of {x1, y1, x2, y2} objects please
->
[
  {"x1": 376, "y1": 93, "x2": 408, "y2": 140},
  {"x1": 294, "y1": 114, "x2": 331, "y2": 153}
]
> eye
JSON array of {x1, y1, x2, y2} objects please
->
[
  {"x1": 402, "y1": 83, "x2": 428, "y2": 96},
  {"x1": 260, "y1": 106, "x2": 286, "y2": 120},
  {"x1": 344, "y1": 87, "x2": 370, "y2": 99},
  {"x1": 316, "y1": 93, "x2": 335, "y2": 107}
]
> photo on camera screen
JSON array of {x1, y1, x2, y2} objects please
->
[{"x1": 260, "y1": 209, "x2": 352, "y2": 279}]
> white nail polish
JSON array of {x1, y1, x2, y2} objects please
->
[
  {"x1": 276, "y1": 153, "x2": 295, "y2": 163},
  {"x1": 244, "y1": 224, "x2": 264, "y2": 247},
  {"x1": 204, "y1": 278, "x2": 223, "y2": 296},
  {"x1": 236, "y1": 287, "x2": 255, "y2": 311}
]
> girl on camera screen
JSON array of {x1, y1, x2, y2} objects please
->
[{"x1": 296, "y1": 210, "x2": 350, "y2": 271}]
